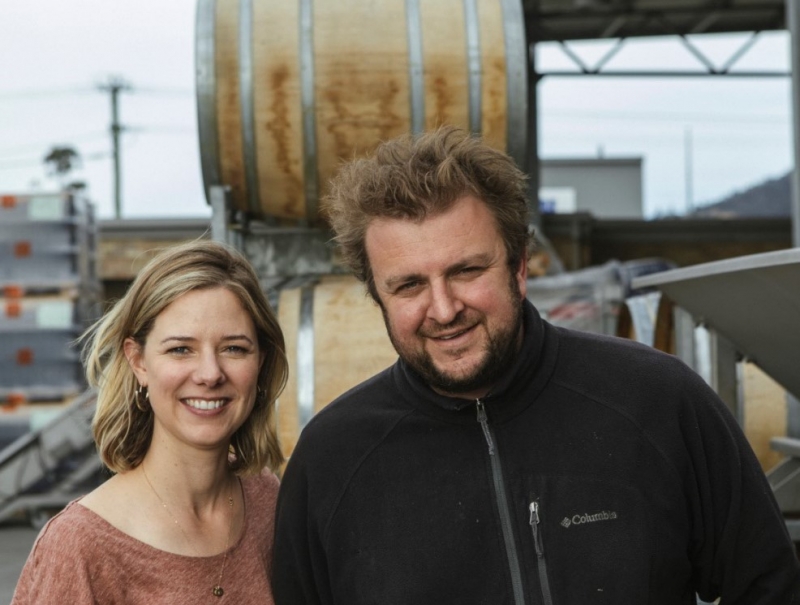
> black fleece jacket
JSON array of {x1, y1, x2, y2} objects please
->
[{"x1": 272, "y1": 300, "x2": 800, "y2": 604}]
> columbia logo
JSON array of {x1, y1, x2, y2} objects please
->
[{"x1": 560, "y1": 510, "x2": 618, "y2": 528}]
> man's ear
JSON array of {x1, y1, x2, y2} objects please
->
[
  {"x1": 123, "y1": 337, "x2": 147, "y2": 385},
  {"x1": 515, "y1": 253, "x2": 528, "y2": 300}
]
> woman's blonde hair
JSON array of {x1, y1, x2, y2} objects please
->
[{"x1": 83, "y1": 239, "x2": 287, "y2": 475}]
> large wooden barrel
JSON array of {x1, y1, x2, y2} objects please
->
[
  {"x1": 274, "y1": 275, "x2": 397, "y2": 460},
  {"x1": 196, "y1": 0, "x2": 527, "y2": 223}
]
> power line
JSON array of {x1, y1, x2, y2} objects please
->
[
  {"x1": 0, "y1": 123, "x2": 196, "y2": 158},
  {"x1": 0, "y1": 84, "x2": 192, "y2": 100},
  {"x1": 0, "y1": 87, "x2": 95, "y2": 101},
  {"x1": 542, "y1": 108, "x2": 788, "y2": 124},
  {"x1": 127, "y1": 125, "x2": 196, "y2": 134},
  {"x1": 0, "y1": 132, "x2": 109, "y2": 158},
  {"x1": 134, "y1": 86, "x2": 193, "y2": 96},
  {"x1": 0, "y1": 151, "x2": 111, "y2": 171}
]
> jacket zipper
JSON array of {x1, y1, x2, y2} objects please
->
[
  {"x1": 476, "y1": 399, "x2": 526, "y2": 605},
  {"x1": 529, "y1": 501, "x2": 554, "y2": 605}
]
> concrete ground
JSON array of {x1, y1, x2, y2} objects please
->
[{"x1": 0, "y1": 521, "x2": 38, "y2": 604}]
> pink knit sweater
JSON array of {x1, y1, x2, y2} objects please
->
[{"x1": 12, "y1": 470, "x2": 279, "y2": 605}]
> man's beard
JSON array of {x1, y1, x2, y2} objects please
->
[{"x1": 380, "y1": 274, "x2": 524, "y2": 398}]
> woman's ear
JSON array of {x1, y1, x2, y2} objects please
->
[{"x1": 123, "y1": 337, "x2": 147, "y2": 384}]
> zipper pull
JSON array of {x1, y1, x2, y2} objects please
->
[
  {"x1": 529, "y1": 501, "x2": 539, "y2": 525},
  {"x1": 529, "y1": 501, "x2": 544, "y2": 557},
  {"x1": 476, "y1": 399, "x2": 495, "y2": 455}
]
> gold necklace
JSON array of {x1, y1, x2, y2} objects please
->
[{"x1": 141, "y1": 464, "x2": 235, "y2": 598}]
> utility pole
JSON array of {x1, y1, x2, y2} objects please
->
[
  {"x1": 684, "y1": 126, "x2": 693, "y2": 215},
  {"x1": 97, "y1": 76, "x2": 131, "y2": 218}
]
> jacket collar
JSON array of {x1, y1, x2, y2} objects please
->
[{"x1": 395, "y1": 299, "x2": 558, "y2": 424}]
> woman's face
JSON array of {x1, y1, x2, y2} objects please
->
[{"x1": 124, "y1": 287, "x2": 264, "y2": 455}]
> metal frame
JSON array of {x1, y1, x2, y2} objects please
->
[
  {"x1": 0, "y1": 391, "x2": 102, "y2": 526},
  {"x1": 208, "y1": 185, "x2": 341, "y2": 289},
  {"x1": 195, "y1": 0, "x2": 221, "y2": 201},
  {"x1": 536, "y1": 30, "x2": 789, "y2": 78},
  {"x1": 523, "y1": 1, "x2": 785, "y2": 42},
  {"x1": 633, "y1": 248, "x2": 800, "y2": 404},
  {"x1": 788, "y1": 0, "x2": 800, "y2": 247},
  {"x1": 632, "y1": 250, "x2": 800, "y2": 532},
  {"x1": 768, "y1": 437, "x2": 800, "y2": 524}
]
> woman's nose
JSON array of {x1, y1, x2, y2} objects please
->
[{"x1": 193, "y1": 351, "x2": 225, "y2": 385}]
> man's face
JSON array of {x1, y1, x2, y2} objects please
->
[{"x1": 365, "y1": 194, "x2": 527, "y2": 399}]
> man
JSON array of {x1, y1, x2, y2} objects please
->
[{"x1": 272, "y1": 127, "x2": 800, "y2": 604}]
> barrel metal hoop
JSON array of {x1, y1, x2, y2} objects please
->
[
  {"x1": 297, "y1": 283, "x2": 315, "y2": 428},
  {"x1": 195, "y1": 0, "x2": 221, "y2": 201},
  {"x1": 239, "y1": 0, "x2": 261, "y2": 214},
  {"x1": 501, "y1": 0, "x2": 528, "y2": 169},
  {"x1": 299, "y1": 0, "x2": 319, "y2": 221},
  {"x1": 463, "y1": 0, "x2": 482, "y2": 135},
  {"x1": 405, "y1": 0, "x2": 425, "y2": 135}
]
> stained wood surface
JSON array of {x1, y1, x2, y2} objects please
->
[
  {"x1": 253, "y1": 0, "x2": 303, "y2": 218},
  {"x1": 314, "y1": 0, "x2": 410, "y2": 206},
  {"x1": 206, "y1": 0, "x2": 514, "y2": 222},
  {"x1": 420, "y1": 0, "x2": 467, "y2": 130},
  {"x1": 276, "y1": 275, "x2": 396, "y2": 461},
  {"x1": 478, "y1": 0, "x2": 508, "y2": 151},
  {"x1": 215, "y1": 0, "x2": 247, "y2": 208},
  {"x1": 276, "y1": 286, "x2": 301, "y2": 461}
]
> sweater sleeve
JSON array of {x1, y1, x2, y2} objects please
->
[
  {"x1": 11, "y1": 510, "x2": 100, "y2": 605},
  {"x1": 681, "y1": 371, "x2": 800, "y2": 604}
]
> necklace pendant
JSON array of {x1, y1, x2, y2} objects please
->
[{"x1": 213, "y1": 586, "x2": 224, "y2": 597}]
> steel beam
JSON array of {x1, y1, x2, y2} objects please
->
[{"x1": 788, "y1": 0, "x2": 800, "y2": 246}]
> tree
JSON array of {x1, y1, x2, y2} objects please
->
[{"x1": 43, "y1": 146, "x2": 82, "y2": 187}]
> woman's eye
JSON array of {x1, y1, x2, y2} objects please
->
[{"x1": 168, "y1": 346, "x2": 189, "y2": 355}]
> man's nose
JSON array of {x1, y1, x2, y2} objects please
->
[{"x1": 427, "y1": 280, "x2": 464, "y2": 325}]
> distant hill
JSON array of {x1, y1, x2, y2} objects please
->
[{"x1": 692, "y1": 171, "x2": 791, "y2": 218}]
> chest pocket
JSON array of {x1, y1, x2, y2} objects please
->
[{"x1": 524, "y1": 475, "x2": 654, "y2": 603}]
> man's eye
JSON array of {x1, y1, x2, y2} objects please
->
[
  {"x1": 458, "y1": 266, "x2": 483, "y2": 275},
  {"x1": 396, "y1": 281, "x2": 421, "y2": 293}
]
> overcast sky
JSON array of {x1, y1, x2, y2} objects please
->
[{"x1": 0, "y1": 1, "x2": 792, "y2": 220}]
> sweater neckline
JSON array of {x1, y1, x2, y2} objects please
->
[{"x1": 73, "y1": 475, "x2": 253, "y2": 561}]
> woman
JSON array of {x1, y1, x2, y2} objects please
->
[{"x1": 12, "y1": 240, "x2": 288, "y2": 604}]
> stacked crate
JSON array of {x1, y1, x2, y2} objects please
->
[{"x1": 0, "y1": 192, "x2": 99, "y2": 410}]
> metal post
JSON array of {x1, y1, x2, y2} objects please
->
[
  {"x1": 210, "y1": 185, "x2": 232, "y2": 244},
  {"x1": 526, "y1": 42, "x2": 541, "y2": 230},
  {"x1": 788, "y1": 393, "x2": 800, "y2": 439},
  {"x1": 525, "y1": 36, "x2": 566, "y2": 275},
  {"x1": 673, "y1": 306, "x2": 697, "y2": 371},
  {"x1": 708, "y1": 329, "x2": 742, "y2": 424},
  {"x1": 787, "y1": 0, "x2": 800, "y2": 246},
  {"x1": 684, "y1": 126, "x2": 693, "y2": 215}
]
